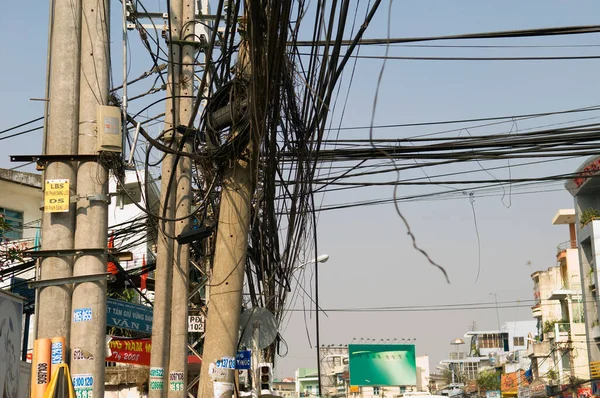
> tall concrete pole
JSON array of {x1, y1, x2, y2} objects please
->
[
  {"x1": 167, "y1": 0, "x2": 195, "y2": 393},
  {"x1": 37, "y1": 0, "x2": 81, "y2": 343},
  {"x1": 148, "y1": 1, "x2": 182, "y2": 394},
  {"x1": 69, "y1": 0, "x2": 110, "y2": 394},
  {"x1": 199, "y1": 38, "x2": 254, "y2": 398}
]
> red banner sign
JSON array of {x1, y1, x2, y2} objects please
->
[{"x1": 106, "y1": 337, "x2": 151, "y2": 366}]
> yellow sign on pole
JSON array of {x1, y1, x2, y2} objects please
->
[{"x1": 44, "y1": 179, "x2": 70, "y2": 213}]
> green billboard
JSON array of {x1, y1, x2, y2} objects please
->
[{"x1": 348, "y1": 344, "x2": 417, "y2": 386}]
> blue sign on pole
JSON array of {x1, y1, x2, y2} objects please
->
[
  {"x1": 236, "y1": 350, "x2": 251, "y2": 369},
  {"x1": 106, "y1": 298, "x2": 153, "y2": 334}
]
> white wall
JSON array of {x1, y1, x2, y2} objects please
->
[
  {"x1": 0, "y1": 179, "x2": 42, "y2": 241},
  {"x1": 108, "y1": 170, "x2": 159, "y2": 271},
  {"x1": 416, "y1": 355, "x2": 430, "y2": 392}
]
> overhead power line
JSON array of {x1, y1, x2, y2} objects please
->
[
  {"x1": 0, "y1": 117, "x2": 44, "y2": 135},
  {"x1": 317, "y1": 54, "x2": 600, "y2": 61},
  {"x1": 294, "y1": 25, "x2": 600, "y2": 46}
]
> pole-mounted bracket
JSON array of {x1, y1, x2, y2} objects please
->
[
  {"x1": 11, "y1": 154, "x2": 99, "y2": 170},
  {"x1": 28, "y1": 272, "x2": 116, "y2": 289},
  {"x1": 23, "y1": 248, "x2": 133, "y2": 262},
  {"x1": 70, "y1": 194, "x2": 111, "y2": 204}
]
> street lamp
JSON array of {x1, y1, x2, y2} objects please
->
[
  {"x1": 294, "y1": 254, "x2": 329, "y2": 271},
  {"x1": 450, "y1": 338, "x2": 465, "y2": 384},
  {"x1": 297, "y1": 254, "x2": 329, "y2": 397}
]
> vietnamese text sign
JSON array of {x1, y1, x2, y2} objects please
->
[
  {"x1": 348, "y1": 344, "x2": 416, "y2": 386},
  {"x1": 106, "y1": 298, "x2": 152, "y2": 333},
  {"x1": 106, "y1": 337, "x2": 151, "y2": 366},
  {"x1": 44, "y1": 179, "x2": 70, "y2": 213},
  {"x1": 501, "y1": 371, "x2": 528, "y2": 395},
  {"x1": 236, "y1": 350, "x2": 251, "y2": 370}
]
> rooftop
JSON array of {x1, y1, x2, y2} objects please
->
[{"x1": 0, "y1": 168, "x2": 42, "y2": 189}]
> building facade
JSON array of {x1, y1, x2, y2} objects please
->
[
  {"x1": 440, "y1": 320, "x2": 536, "y2": 389},
  {"x1": 566, "y1": 156, "x2": 600, "y2": 387},
  {"x1": 527, "y1": 209, "x2": 590, "y2": 390}
]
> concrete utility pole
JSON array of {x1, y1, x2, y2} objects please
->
[
  {"x1": 69, "y1": 0, "x2": 110, "y2": 394},
  {"x1": 199, "y1": 32, "x2": 254, "y2": 398},
  {"x1": 148, "y1": 1, "x2": 182, "y2": 394},
  {"x1": 37, "y1": 0, "x2": 81, "y2": 343},
  {"x1": 167, "y1": 0, "x2": 195, "y2": 393}
]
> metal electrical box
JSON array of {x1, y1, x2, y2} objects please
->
[{"x1": 96, "y1": 105, "x2": 123, "y2": 152}]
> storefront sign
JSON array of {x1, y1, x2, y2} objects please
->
[
  {"x1": 502, "y1": 371, "x2": 529, "y2": 396},
  {"x1": 591, "y1": 361, "x2": 600, "y2": 379},
  {"x1": 578, "y1": 387, "x2": 592, "y2": 398},
  {"x1": 486, "y1": 390, "x2": 501, "y2": 398},
  {"x1": 106, "y1": 298, "x2": 152, "y2": 334},
  {"x1": 529, "y1": 379, "x2": 546, "y2": 398},
  {"x1": 106, "y1": 337, "x2": 151, "y2": 366}
]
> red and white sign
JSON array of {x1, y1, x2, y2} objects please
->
[{"x1": 106, "y1": 337, "x2": 151, "y2": 366}]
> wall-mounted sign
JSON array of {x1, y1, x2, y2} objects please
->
[{"x1": 44, "y1": 179, "x2": 70, "y2": 213}]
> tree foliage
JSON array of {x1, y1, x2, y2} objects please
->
[
  {"x1": 443, "y1": 366, "x2": 468, "y2": 384},
  {"x1": 476, "y1": 370, "x2": 501, "y2": 391}
]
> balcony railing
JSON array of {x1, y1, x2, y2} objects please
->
[
  {"x1": 448, "y1": 352, "x2": 466, "y2": 360},
  {"x1": 557, "y1": 240, "x2": 577, "y2": 253}
]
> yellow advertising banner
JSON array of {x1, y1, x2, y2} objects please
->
[
  {"x1": 349, "y1": 386, "x2": 360, "y2": 393},
  {"x1": 44, "y1": 179, "x2": 70, "y2": 213}
]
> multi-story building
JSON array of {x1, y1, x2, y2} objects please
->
[
  {"x1": 296, "y1": 368, "x2": 319, "y2": 397},
  {"x1": 0, "y1": 168, "x2": 42, "y2": 362},
  {"x1": 566, "y1": 156, "x2": 600, "y2": 388},
  {"x1": 440, "y1": 321, "x2": 536, "y2": 386},
  {"x1": 527, "y1": 210, "x2": 589, "y2": 390},
  {"x1": 273, "y1": 377, "x2": 296, "y2": 398}
]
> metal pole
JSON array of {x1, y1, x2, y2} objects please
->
[
  {"x1": 198, "y1": 36, "x2": 253, "y2": 398},
  {"x1": 167, "y1": 0, "x2": 194, "y2": 392},
  {"x1": 37, "y1": 0, "x2": 81, "y2": 345},
  {"x1": 69, "y1": 0, "x2": 110, "y2": 394},
  {"x1": 316, "y1": 261, "x2": 322, "y2": 396},
  {"x1": 148, "y1": 0, "x2": 181, "y2": 393}
]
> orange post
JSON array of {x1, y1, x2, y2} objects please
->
[{"x1": 34, "y1": 338, "x2": 52, "y2": 397}]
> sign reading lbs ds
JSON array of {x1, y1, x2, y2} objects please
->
[{"x1": 44, "y1": 179, "x2": 70, "y2": 213}]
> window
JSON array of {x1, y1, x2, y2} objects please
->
[
  {"x1": 561, "y1": 352, "x2": 571, "y2": 371},
  {"x1": 373, "y1": 387, "x2": 380, "y2": 396},
  {"x1": 573, "y1": 300, "x2": 585, "y2": 323},
  {"x1": 479, "y1": 334, "x2": 502, "y2": 349},
  {"x1": 464, "y1": 362, "x2": 479, "y2": 380},
  {"x1": 513, "y1": 337, "x2": 525, "y2": 346},
  {"x1": 0, "y1": 208, "x2": 23, "y2": 240}
]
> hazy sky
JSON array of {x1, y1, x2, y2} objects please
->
[{"x1": 2, "y1": 0, "x2": 600, "y2": 380}]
